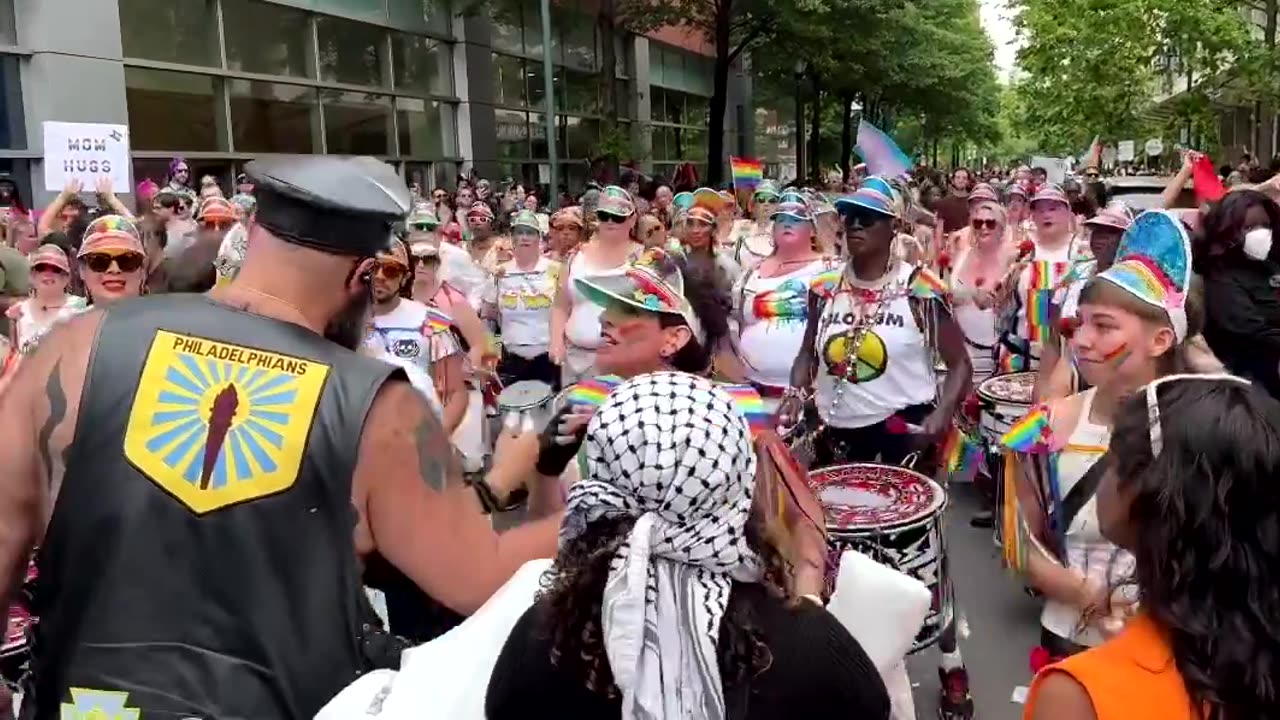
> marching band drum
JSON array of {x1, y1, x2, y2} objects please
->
[{"x1": 807, "y1": 462, "x2": 951, "y2": 652}]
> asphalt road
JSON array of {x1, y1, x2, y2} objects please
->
[{"x1": 906, "y1": 483, "x2": 1042, "y2": 720}]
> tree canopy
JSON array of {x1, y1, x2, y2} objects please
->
[{"x1": 1011, "y1": 0, "x2": 1257, "y2": 155}]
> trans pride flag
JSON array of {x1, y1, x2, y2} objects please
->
[{"x1": 855, "y1": 120, "x2": 912, "y2": 179}]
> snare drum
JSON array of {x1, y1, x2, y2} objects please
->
[
  {"x1": 496, "y1": 380, "x2": 554, "y2": 435},
  {"x1": 808, "y1": 463, "x2": 951, "y2": 651},
  {"x1": 976, "y1": 371, "x2": 1036, "y2": 448}
]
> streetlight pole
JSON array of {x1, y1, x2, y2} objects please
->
[
  {"x1": 540, "y1": 0, "x2": 559, "y2": 206},
  {"x1": 794, "y1": 60, "x2": 806, "y2": 183}
]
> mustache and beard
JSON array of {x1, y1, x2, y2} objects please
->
[{"x1": 324, "y1": 279, "x2": 374, "y2": 351}]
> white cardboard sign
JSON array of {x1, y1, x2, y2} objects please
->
[{"x1": 42, "y1": 121, "x2": 131, "y2": 193}]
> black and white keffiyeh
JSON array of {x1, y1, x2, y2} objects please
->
[{"x1": 560, "y1": 372, "x2": 760, "y2": 720}]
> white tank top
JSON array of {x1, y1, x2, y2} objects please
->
[
  {"x1": 950, "y1": 249, "x2": 999, "y2": 379},
  {"x1": 489, "y1": 257, "x2": 560, "y2": 357},
  {"x1": 736, "y1": 258, "x2": 834, "y2": 389},
  {"x1": 1040, "y1": 388, "x2": 1136, "y2": 647},
  {"x1": 814, "y1": 262, "x2": 937, "y2": 428},
  {"x1": 565, "y1": 249, "x2": 630, "y2": 350}
]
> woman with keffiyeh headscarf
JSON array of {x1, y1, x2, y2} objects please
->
[{"x1": 486, "y1": 372, "x2": 889, "y2": 720}]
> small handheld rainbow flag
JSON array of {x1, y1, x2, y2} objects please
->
[
  {"x1": 424, "y1": 307, "x2": 453, "y2": 334},
  {"x1": 1000, "y1": 405, "x2": 1052, "y2": 452},
  {"x1": 719, "y1": 383, "x2": 770, "y2": 437},
  {"x1": 940, "y1": 426, "x2": 983, "y2": 483},
  {"x1": 909, "y1": 267, "x2": 947, "y2": 299},
  {"x1": 730, "y1": 157, "x2": 764, "y2": 192},
  {"x1": 566, "y1": 375, "x2": 624, "y2": 407}
]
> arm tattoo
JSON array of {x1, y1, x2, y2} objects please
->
[
  {"x1": 37, "y1": 359, "x2": 67, "y2": 490},
  {"x1": 413, "y1": 408, "x2": 461, "y2": 493}
]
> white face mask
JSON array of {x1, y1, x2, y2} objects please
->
[{"x1": 1243, "y1": 227, "x2": 1273, "y2": 261}]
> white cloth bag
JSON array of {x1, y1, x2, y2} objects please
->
[
  {"x1": 826, "y1": 550, "x2": 932, "y2": 720},
  {"x1": 315, "y1": 559, "x2": 552, "y2": 720}
]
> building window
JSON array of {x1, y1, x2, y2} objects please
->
[
  {"x1": 392, "y1": 32, "x2": 452, "y2": 96},
  {"x1": 125, "y1": 68, "x2": 221, "y2": 152},
  {"x1": 495, "y1": 109, "x2": 529, "y2": 160},
  {"x1": 0, "y1": 55, "x2": 24, "y2": 149},
  {"x1": 119, "y1": 0, "x2": 218, "y2": 67},
  {"x1": 388, "y1": 0, "x2": 452, "y2": 36},
  {"x1": 492, "y1": 54, "x2": 525, "y2": 107},
  {"x1": 317, "y1": 16, "x2": 387, "y2": 87},
  {"x1": 229, "y1": 79, "x2": 317, "y2": 154},
  {"x1": 223, "y1": 0, "x2": 313, "y2": 78},
  {"x1": 396, "y1": 97, "x2": 455, "y2": 158},
  {"x1": 490, "y1": 17, "x2": 523, "y2": 55},
  {"x1": 311, "y1": 0, "x2": 386, "y2": 24},
  {"x1": 322, "y1": 90, "x2": 392, "y2": 155}
]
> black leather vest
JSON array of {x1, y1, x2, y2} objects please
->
[{"x1": 23, "y1": 294, "x2": 400, "y2": 720}]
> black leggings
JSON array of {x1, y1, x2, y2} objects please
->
[{"x1": 813, "y1": 402, "x2": 935, "y2": 468}]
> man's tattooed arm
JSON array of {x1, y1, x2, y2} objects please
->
[
  {"x1": 38, "y1": 359, "x2": 68, "y2": 491},
  {"x1": 414, "y1": 409, "x2": 464, "y2": 493}
]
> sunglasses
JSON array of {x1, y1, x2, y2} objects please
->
[
  {"x1": 410, "y1": 222, "x2": 439, "y2": 232},
  {"x1": 32, "y1": 263, "x2": 67, "y2": 275},
  {"x1": 202, "y1": 220, "x2": 234, "y2": 231},
  {"x1": 82, "y1": 252, "x2": 145, "y2": 273},
  {"x1": 596, "y1": 212, "x2": 629, "y2": 224},
  {"x1": 842, "y1": 210, "x2": 890, "y2": 229},
  {"x1": 753, "y1": 195, "x2": 779, "y2": 204},
  {"x1": 413, "y1": 252, "x2": 441, "y2": 264},
  {"x1": 971, "y1": 218, "x2": 999, "y2": 230},
  {"x1": 376, "y1": 262, "x2": 408, "y2": 280}
]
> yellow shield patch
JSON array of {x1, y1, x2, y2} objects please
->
[
  {"x1": 124, "y1": 331, "x2": 330, "y2": 514},
  {"x1": 62, "y1": 687, "x2": 141, "y2": 719}
]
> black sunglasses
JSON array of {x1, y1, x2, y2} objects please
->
[
  {"x1": 971, "y1": 218, "x2": 998, "y2": 230},
  {"x1": 841, "y1": 209, "x2": 890, "y2": 229},
  {"x1": 596, "y1": 212, "x2": 628, "y2": 224},
  {"x1": 82, "y1": 252, "x2": 145, "y2": 273}
]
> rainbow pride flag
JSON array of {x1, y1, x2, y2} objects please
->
[
  {"x1": 1000, "y1": 405, "x2": 1052, "y2": 452},
  {"x1": 567, "y1": 375, "x2": 623, "y2": 407},
  {"x1": 730, "y1": 156, "x2": 764, "y2": 192},
  {"x1": 718, "y1": 383, "x2": 770, "y2": 436},
  {"x1": 567, "y1": 376, "x2": 770, "y2": 437},
  {"x1": 941, "y1": 426, "x2": 983, "y2": 483},
  {"x1": 909, "y1": 267, "x2": 947, "y2": 299},
  {"x1": 424, "y1": 307, "x2": 453, "y2": 334}
]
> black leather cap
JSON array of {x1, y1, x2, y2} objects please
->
[{"x1": 246, "y1": 155, "x2": 411, "y2": 257}]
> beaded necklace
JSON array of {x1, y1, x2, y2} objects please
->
[{"x1": 823, "y1": 261, "x2": 910, "y2": 419}]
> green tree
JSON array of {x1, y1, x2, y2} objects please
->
[{"x1": 1012, "y1": 0, "x2": 1253, "y2": 154}]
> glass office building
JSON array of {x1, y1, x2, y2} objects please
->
[{"x1": 1, "y1": 0, "x2": 753, "y2": 207}]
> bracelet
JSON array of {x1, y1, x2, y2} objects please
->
[
  {"x1": 782, "y1": 386, "x2": 810, "y2": 402},
  {"x1": 469, "y1": 478, "x2": 529, "y2": 514}
]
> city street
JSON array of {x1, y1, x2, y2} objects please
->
[{"x1": 908, "y1": 483, "x2": 1042, "y2": 720}]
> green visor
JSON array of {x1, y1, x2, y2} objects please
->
[{"x1": 574, "y1": 259, "x2": 706, "y2": 346}]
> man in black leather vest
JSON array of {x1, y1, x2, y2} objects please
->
[{"x1": 0, "y1": 156, "x2": 563, "y2": 719}]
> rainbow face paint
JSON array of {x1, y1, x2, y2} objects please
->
[{"x1": 1100, "y1": 342, "x2": 1130, "y2": 368}]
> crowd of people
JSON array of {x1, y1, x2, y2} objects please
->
[{"x1": 0, "y1": 147, "x2": 1276, "y2": 720}]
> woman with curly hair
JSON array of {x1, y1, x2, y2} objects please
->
[
  {"x1": 486, "y1": 372, "x2": 889, "y2": 720},
  {"x1": 1025, "y1": 374, "x2": 1280, "y2": 719}
]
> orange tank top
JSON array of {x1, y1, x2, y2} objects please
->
[{"x1": 1024, "y1": 614, "x2": 1197, "y2": 720}]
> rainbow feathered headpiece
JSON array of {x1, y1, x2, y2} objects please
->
[{"x1": 1094, "y1": 210, "x2": 1192, "y2": 341}]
